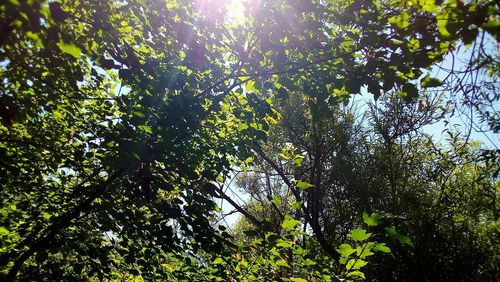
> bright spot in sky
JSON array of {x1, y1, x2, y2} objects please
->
[
  {"x1": 194, "y1": 0, "x2": 261, "y2": 23},
  {"x1": 227, "y1": 0, "x2": 245, "y2": 21}
]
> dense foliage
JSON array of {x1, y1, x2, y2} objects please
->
[
  {"x1": 0, "y1": 0, "x2": 498, "y2": 280},
  {"x1": 232, "y1": 94, "x2": 499, "y2": 280}
]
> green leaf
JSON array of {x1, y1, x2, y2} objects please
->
[
  {"x1": 304, "y1": 258, "x2": 317, "y2": 266},
  {"x1": 133, "y1": 111, "x2": 145, "y2": 118},
  {"x1": 58, "y1": 40, "x2": 82, "y2": 59},
  {"x1": 385, "y1": 226, "x2": 414, "y2": 248},
  {"x1": 484, "y1": 19, "x2": 500, "y2": 31},
  {"x1": 296, "y1": 180, "x2": 313, "y2": 190},
  {"x1": 0, "y1": 227, "x2": 9, "y2": 236},
  {"x1": 26, "y1": 31, "x2": 44, "y2": 48},
  {"x1": 276, "y1": 239, "x2": 293, "y2": 248},
  {"x1": 362, "y1": 212, "x2": 381, "y2": 227},
  {"x1": 336, "y1": 243, "x2": 356, "y2": 258},
  {"x1": 237, "y1": 123, "x2": 249, "y2": 131},
  {"x1": 245, "y1": 80, "x2": 258, "y2": 93},
  {"x1": 350, "y1": 259, "x2": 368, "y2": 270},
  {"x1": 373, "y1": 243, "x2": 391, "y2": 253},
  {"x1": 357, "y1": 243, "x2": 375, "y2": 258},
  {"x1": 345, "y1": 259, "x2": 358, "y2": 270},
  {"x1": 291, "y1": 278, "x2": 308, "y2": 282},
  {"x1": 281, "y1": 216, "x2": 300, "y2": 231},
  {"x1": 270, "y1": 196, "x2": 282, "y2": 206},
  {"x1": 53, "y1": 110, "x2": 63, "y2": 120},
  {"x1": 137, "y1": 125, "x2": 153, "y2": 134},
  {"x1": 118, "y1": 26, "x2": 133, "y2": 33},
  {"x1": 349, "y1": 229, "x2": 371, "y2": 241},
  {"x1": 419, "y1": 0, "x2": 438, "y2": 12},
  {"x1": 291, "y1": 201, "x2": 302, "y2": 210},
  {"x1": 216, "y1": 175, "x2": 224, "y2": 182},
  {"x1": 346, "y1": 270, "x2": 366, "y2": 279},
  {"x1": 276, "y1": 259, "x2": 290, "y2": 268},
  {"x1": 389, "y1": 12, "x2": 410, "y2": 29},
  {"x1": 293, "y1": 154, "x2": 304, "y2": 166},
  {"x1": 437, "y1": 17, "x2": 451, "y2": 38},
  {"x1": 420, "y1": 75, "x2": 443, "y2": 88},
  {"x1": 212, "y1": 258, "x2": 225, "y2": 265}
]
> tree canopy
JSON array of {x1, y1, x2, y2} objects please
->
[{"x1": 0, "y1": 0, "x2": 498, "y2": 281}]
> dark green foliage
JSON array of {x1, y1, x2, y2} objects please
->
[{"x1": 0, "y1": 0, "x2": 498, "y2": 280}]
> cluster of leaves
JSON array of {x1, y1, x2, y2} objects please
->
[
  {"x1": 233, "y1": 90, "x2": 498, "y2": 280},
  {"x1": 0, "y1": 0, "x2": 498, "y2": 280},
  {"x1": 362, "y1": 136, "x2": 499, "y2": 281},
  {"x1": 0, "y1": 0, "x2": 275, "y2": 279},
  {"x1": 175, "y1": 212, "x2": 401, "y2": 282}
]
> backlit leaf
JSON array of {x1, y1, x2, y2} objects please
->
[
  {"x1": 58, "y1": 40, "x2": 82, "y2": 59},
  {"x1": 363, "y1": 212, "x2": 381, "y2": 227},
  {"x1": 349, "y1": 229, "x2": 371, "y2": 241}
]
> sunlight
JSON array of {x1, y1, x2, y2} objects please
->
[
  {"x1": 226, "y1": 0, "x2": 245, "y2": 22},
  {"x1": 194, "y1": 0, "x2": 262, "y2": 23}
]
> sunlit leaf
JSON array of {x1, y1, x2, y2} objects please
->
[
  {"x1": 349, "y1": 229, "x2": 371, "y2": 241},
  {"x1": 0, "y1": 227, "x2": 9, "y2": 235},
  {"x1": 270, "y1": 196, "x2": 282, "y2": 206},
  {"x1": 276, "y1": 259, "x2": 290, "y2": 268},
  {"x1": 336, "y1": 243, "x2": 356, "y2": 258},
  {"x1": 349, "y1": 259, "x2": 368, "y2": 270},
  {"x1": 212, "y1": 258, "x2": 225, "y2": 265},
  {"x1": 291, "y1": 278, "x2": 308, "y2": 282},
  {"x1": 373, "y1": 243, "x2": 391, "y2": 254},
  {"x1": 363, "y1": 212, "x2": 381, "y2": 227},
  {"x1": 296, "y1": 180, "x2": 313, "y2": 190},
  {"x1": 281, "y1": 216, "x2": 300, "y2": 231},
  {"x1": 346, "y1": 270, "x2": 366, "y2": 279},
  {"x1": 57, "y1": 40, "x2": 82, "y2": 59}
]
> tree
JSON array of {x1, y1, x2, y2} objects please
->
[
  {"x1": 0, "y1": 0, "x2": 498, "y2": 280},
  {"x1": 0, "y1": 0, "x2": 270, "y2": 279},
  {"x1": 231, "y1": 85, "x2": 498, "y2": 279},
  {"x1": 231, "y1": 88, "x2": 499, "y2": 280}
]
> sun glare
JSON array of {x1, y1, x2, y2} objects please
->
[
  {"x1": 227, "y1": 0, "x2": 245, "y2": 21},
  {"x1": 194, "y1": 0, "x2": 261, "y2": 24}
]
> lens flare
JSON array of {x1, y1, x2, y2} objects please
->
[{"x1": 194, "y1": 0, "x2": 262, "y2": 23}]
